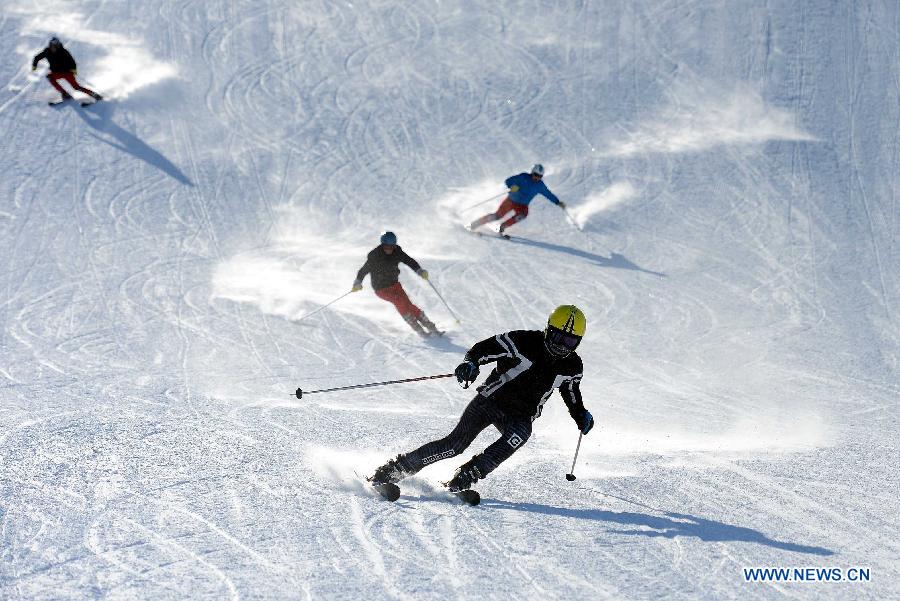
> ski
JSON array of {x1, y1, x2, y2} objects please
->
[
  {"x1": 48, "y1": 99, "x2": 71, "y2": 106},
  {"x1": 81, "y1": 99, "x2": 102, "y2": 107},
  {"x1": 462, "y1": 224, "x2": 511, "y2": 241},
  {"x1": 369, "y1": 481, "x2": 479, "y2": 506},
  {"x1": 414, "y1": 330, "x2": 444, "y2": 340},
  {"x1": 476, "y1": 231, "x2": 512, "y2": 241}
]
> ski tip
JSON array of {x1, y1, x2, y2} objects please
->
[
  {"x1": 372, "y1": 482, "x2": 401, "y2": 502},
  {"x1": 455, "y1": 489, "x2": 481, "y2": 506}
]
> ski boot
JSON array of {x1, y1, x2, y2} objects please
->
[
  {"x1": 468, "y1": 216, "x2": 487, "y2": 230},
  {"x1": 368, "y1": 455, "x2": 411, "y2": 501},
  {"x1": 81, "y1": 91, "x2": 103, "y2": 107},
  {"x1": 498, "y1": 225, "x2": 510, "y2": 239},
  {"x1": 446, "y1": 457, "x2": 483, "y2": 492},
  {"x1": 403, "y1": 314, "x2": 428, "y2": 337},
  {"x1": 417, "y1": 313, "x2": 442, "y2": 337},
  {"x1": 50, "y1": 91, "x2": 73, "y2": 106},
  {"x1": 368, "y1": 455, "x2": 411, "y2": 486}
]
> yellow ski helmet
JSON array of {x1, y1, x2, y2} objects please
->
[{"x1": 545, "y1": 305, "x2": 586, "y2": 356}]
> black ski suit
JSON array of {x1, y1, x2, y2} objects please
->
[
  {"x1": 32, "y1": 47, "x2": 77, "y2": 72},
  {"x1": 355, "y1": 245, "x2": 421, "y2": 291},
  {"x1": 400, "y1": 330, "x2": 590, "y2": 478}
]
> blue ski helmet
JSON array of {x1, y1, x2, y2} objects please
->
[{"x1": 380, "y1": 231, "x2": 397, "y2": 245}]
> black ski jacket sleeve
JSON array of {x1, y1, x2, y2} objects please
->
[
  {"x1": 463, "y1": 330, "x2": 587, "y2": 422},
  {"x1": 32, "y1": 48, "x2": 77, "y2": 72},
  {"x1": 355, "y1": 245, "x2": 421, "y2": 291}
]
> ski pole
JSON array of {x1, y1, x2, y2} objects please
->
[
  {"x1": 427, "y1": 280, "x2": 461, "y2": 324},
  {"x1": 462, "y1": 191, "x2": 505, "y2": 211},
  {"x1": 565, "y1": 432, "x2": 583, "y2": 481},
  {"x1": 562, "y1": 206, "x2": 583, "y2": 232},
  {"x1": 295, "y1": 372, "x2": 454, "y2": 399},
  {"x1": 293, "y1": 291, "x2": 353, "y2": 322}
]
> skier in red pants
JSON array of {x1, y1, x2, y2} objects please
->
[
  {"x1": 352, "y1": 232, "x2": 441, "y2": 337},
  {"x1": 32, "y1": 37, "x2": 103, "y2": 104},
  {"x1": 469, "y1": 164, "x2": 566, "y2": 236}
]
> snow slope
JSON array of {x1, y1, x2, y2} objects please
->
[{"x1": 1, "y1": 1, "x2": 898, "y2": 599}]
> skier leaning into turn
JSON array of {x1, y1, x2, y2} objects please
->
[
  {"x1": 31, "y1": 37, "x2": 103, "y2": 104},
  {"x1": 352, "y1": 231, "x2": 441, "y2": 337},
  {"x1": 368, "y1": 305, "x2": 594, "y2": 492},
  {"x1": 469, "y1": 164, "x2": 566, "y2": 235}
]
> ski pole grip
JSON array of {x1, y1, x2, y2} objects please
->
[{"x1": 295, "y1": 388, "x2": 303, "y2": 399}]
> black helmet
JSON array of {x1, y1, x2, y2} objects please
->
[{"x1": 49, "y1": 36, "x2": 62, "y2": 47}]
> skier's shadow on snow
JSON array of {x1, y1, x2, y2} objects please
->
[
  {"x1": 405, "y1": 334, "x2": 468, "y2": 354},
  {"x1": 483, "y1": 500, "x2": 833, "y2": 556},
  {"x1": 70, "y1": 102, "x2": 194, "y2": 186},
  {"x1": 424, "y1": 336, "x2": 468, "y2": 354},
  {"x1": 507, "y1": 237, "x2": 665, "y2": 278}
]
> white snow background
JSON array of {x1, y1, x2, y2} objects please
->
[{"x1": 1, "y1": 1, "x2": 898, "y2": 599}]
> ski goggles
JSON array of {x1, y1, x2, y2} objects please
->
[{"x1": 546, "y1": 326, "x2": 581, "y2": 352}]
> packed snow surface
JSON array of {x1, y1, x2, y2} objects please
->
[{"x1": 1, "y1": 1, "x2": 898, "y2": 599}]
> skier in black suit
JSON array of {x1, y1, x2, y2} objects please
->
[{"x1": 369, "y1": 305, "x2": 594, "y2": 492}]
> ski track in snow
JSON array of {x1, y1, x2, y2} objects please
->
[{"x1": 1, "y1": 1, "x2": 898, "y2": 600}]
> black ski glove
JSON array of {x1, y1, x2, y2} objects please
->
[
  {"x1": 576, "y1": 409, "x2": 594, "y2": 435},
  {"x1": 454, "y1": 361, "x2": 479, "y2": 387}
]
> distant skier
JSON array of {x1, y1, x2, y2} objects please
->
[
  {"x1": 469, "y1": 164, "x2": 566, "y2": 235},
  {"x1": 352, "y1": 231, "x2": 441, "y2": 337},
  {"x1": 32, "y1": 37, "x2": 103, "y2": 104},
  {"x1": 368, "y1": 305, "x2": 594, "y2": 492}
]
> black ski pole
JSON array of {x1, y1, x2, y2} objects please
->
[
  {"x1": 565, "y1": 432, "x2": 583, "y2": 481},
  {"x1": 295, "y1": 372, "x2": 454, "y2": 399}
]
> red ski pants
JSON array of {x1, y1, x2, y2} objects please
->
[
  {"x1": 472, "y1": 197, "x2": 529, "y2": 229},
  {"x1": 47, "y1": 71, "x2": 97, "y2": 97},
  {"x1": 375, "y1": 282, "x2": 422, "y2": 319}
]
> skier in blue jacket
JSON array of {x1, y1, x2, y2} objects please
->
[{"x1": 469, "y1": 164, "x2": 566, "y2": 235}]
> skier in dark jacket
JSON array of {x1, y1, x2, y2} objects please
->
[
  {"x1": 369, "y1": 305, "x2": 594, "y2": 492},
  {"x1": 32, "y1": 37, "x2": 102, "y2": 104},
  {"x1": 352, "y1": 231, "x2": 440, "y2": 337},
  {"x1": 469, "y1": 164, "x2": 566, "y2": 235}
]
